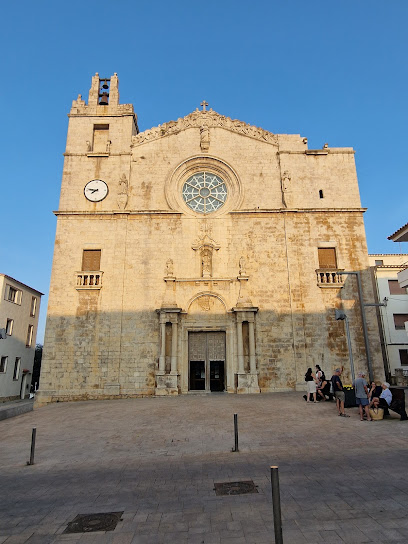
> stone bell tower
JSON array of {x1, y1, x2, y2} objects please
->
[{"x1": 37, "y1": 74, "x2": 140, "y2": 406}]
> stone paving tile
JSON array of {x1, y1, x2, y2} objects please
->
[
  {"x1": 316, "y1": 530, "x2": 343, "y2": 543},
  {"x1": 2, "y1": 392, "x2": 408, "y2": 543}
]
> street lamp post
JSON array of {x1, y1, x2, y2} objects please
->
[
  {"x1": 337, "y1": 271, "x2": 373, "y2": 383},
  {"x1": 335, "y1": 309, "x2": 355, "y2": 382}
]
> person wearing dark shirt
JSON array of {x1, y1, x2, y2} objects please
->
[{"x1": 331, "y1": 367, "x2": 349, "y2": 417}]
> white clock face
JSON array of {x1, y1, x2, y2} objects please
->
[{"x1": 84, "y1": 179, "x2": 109, "y2": 202}]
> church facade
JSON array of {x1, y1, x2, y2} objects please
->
[{"x1": 37, "y1": 73, "x2": 384, "y2": 405}]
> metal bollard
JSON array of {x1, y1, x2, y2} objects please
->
[
  {"x1": 232, "y1": 413, "x2": 239, "y2": 452},
  {"x1": 27, "y1": 427, "x2": 36, "y2": 465},
  {"x1": 270, "y1": 465, "x2": 283, "y2": 544}
]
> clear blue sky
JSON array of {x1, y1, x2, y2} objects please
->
[{"x1": 1, "y1": 1, "x2": 407, "y2": 342}]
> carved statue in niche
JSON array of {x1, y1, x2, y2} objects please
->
[
  {"x1": 117, "y1": 173, "x2": 129, "y2": 210},
  {"x1": 281, "y1": 171, "x2": 291, "y2": 192},
  {"x1": 201, "y1": 248, "x2": 212, "y2": 277},
  {"x1": 166, "y1": 258, "x2": 174, "y2": 277},
  {"x1": 106, "y1": 140, "x2": 112, "y2": 153},
  {"x1": 192, "y1": 221, "x2": 220, "y2": 277},
  {"x1": 281, "y1": 170, "x2": 291, "y2": 208},
  {"x1": 86, "y1": 140, "x2": 92, "y2": 152},
  {"x1": 200, "y1": 125, "x2": 210, "y2": 152},
  {"x1": 239, "y1": 256, "x2": 246, "y2": 276}
]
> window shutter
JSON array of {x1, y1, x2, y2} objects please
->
[
  {"x1": 318, "y1": 248, "x2": 337, "y2": 269},
  {"x1": 82, "y1": 250, "x2": 101, "y2": 271}
]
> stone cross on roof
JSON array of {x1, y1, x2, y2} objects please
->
[{"x1": 200, "y1": 100, "x2": 208, "y2": 112}]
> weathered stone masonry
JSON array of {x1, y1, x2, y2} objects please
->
[{"x1": 36, "y1": 73, "x2": 384, "y2": 405}]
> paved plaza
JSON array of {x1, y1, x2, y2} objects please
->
[{"x1": 1, "y1": 392, "x2": 408, "y2": 543}]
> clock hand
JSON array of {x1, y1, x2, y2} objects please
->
[{"x1": 88, "y1": 188, "x2": 99, "y2": 193}]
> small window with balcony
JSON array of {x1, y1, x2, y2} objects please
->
[
  {"x1": 0, "y1": 356, "x2": 7, "y2": 373},
  {"x1": 316, "y1": 247, "x2": 343, "y2": 287},
  {"x1": 77, "y1": 249, "x2": 103, "y2": 289},
  {"x1": 6, "y1": 319, "x2": 13, "y2": 336},
  {"x1": 388, "y1": 280, "x2": 407, "y2": 295},
  {"x1": 393, "y1": 314, "x2": 408, "y2": 330},
  {"x1": 13, "y1": 357, "x2": 21, "y2": 380}
]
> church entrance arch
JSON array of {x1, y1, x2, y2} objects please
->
[{"x1": 188, "y1": 331, "x2": 226, "y2": 392}]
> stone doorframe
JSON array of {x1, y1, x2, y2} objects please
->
[
  {"x1": 180, "y1": 322, "x2": 234, "y2": 394},
  {"x1": 233, "y1": 307, "x2": 260, "y2": 394},
  {"x1": 155, "y1": 306, "x2": 260, "y2": 396}
]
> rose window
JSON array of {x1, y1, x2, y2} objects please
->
[{"x1": 182, "y1": 172, "x2": 227, "y2": 213}]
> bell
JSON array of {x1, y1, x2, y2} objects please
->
[
  {"x1": 101, "y1": 79, "x2": 109, "y2": 89},
  {"x1": 99, "y1": 92, "x2": 109, "y2": 105}
]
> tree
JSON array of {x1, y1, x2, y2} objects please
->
[{"x1": 31, "y1": 344, "x2": 43, "y2": 390}]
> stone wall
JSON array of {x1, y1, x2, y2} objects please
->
[{"x1": 36, "y1": 75, "x2": 383, "y2": 405}]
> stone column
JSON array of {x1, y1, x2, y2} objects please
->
[
  {"x1": 233, "y1": 307, "x2": 260, "y2": 394},
  {"x1": 155, "y1": 308, "x2": 181, "y2": 396},
  {"x1": 159, "y1": 318, "x2": 166, "y2": 373},
  {"x1": 236, "y1": 317, "x2": 244, "y2": 374},
  {"x1": 248, "y1": 319, "x2": 256, "y2": 374},
  {"x1": 171, "y1": 320, "x2": 178, "y2": 374}
]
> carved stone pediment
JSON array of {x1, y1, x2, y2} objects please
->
[{"x1": 131, "y1": 109, "x2": 278, "y2": 148}]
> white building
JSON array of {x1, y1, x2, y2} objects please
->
[
  {"x1": 388, "y1": 223, "x2": 408, "y2": 290},
  {"x1": 369, "y1": 255, "x2": 408, "y2": 379},
  {"x1": 0, "y1": 275, "x2": 42, "y2": 401}
]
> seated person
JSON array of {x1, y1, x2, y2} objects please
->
[
  {"x1": 371, "y1": 382, "x2": 408, "y2": 421},
  {"x1": 317, "y1": 379, "x2": 333, "y2": 401},
  {"x1": 368, "y1": 381, "x2": 382, "y2": 402},
  {"x1": 303, "y1": 379, "x2": 333, "y2": 402}
]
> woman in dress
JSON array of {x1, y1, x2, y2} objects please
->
[{"x1": 305, "y1": 367, "x2": 318, "y2": 403}]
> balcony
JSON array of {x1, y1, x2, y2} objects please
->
[
  {"x1": 76, "y1": 271, "x2": 103, "y2": 290},
  {"x1": 397, "y1": 267, "x2": 408, "y2": 289},
  {"x1": 316, "y1": 269, "x2": 344, "y2": 288}
]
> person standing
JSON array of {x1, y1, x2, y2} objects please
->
[
  {"x1": 305, "y1": 368, "x2": 317, "y2": 403},
  {"x1": 315, "y1": 365, "x2": 326, "y2": 401},
  {"x1": 331, "y1": 367, "x2": 349, "y2": 417},
  {"x1": 353, "y1": 371, "x2": 372, "y2": 421}
]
